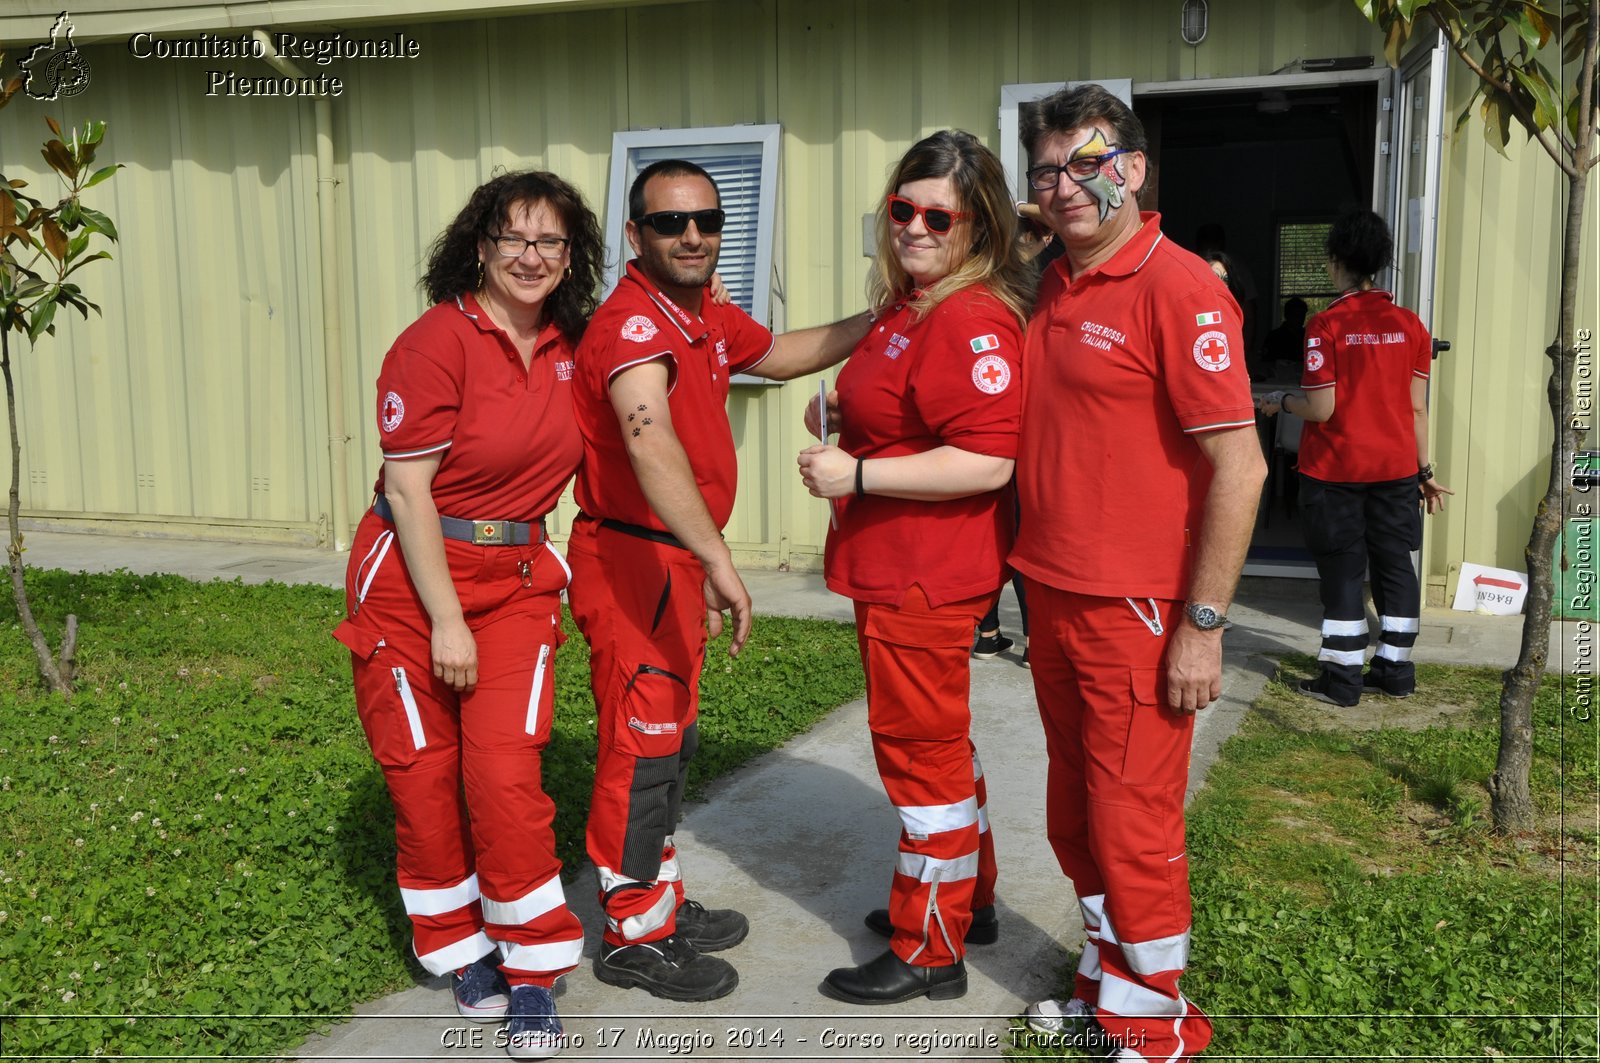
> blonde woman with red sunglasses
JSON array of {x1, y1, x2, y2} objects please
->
[{"x1": 797, "y1": 129, "x2": 1035, "y2": 1005}]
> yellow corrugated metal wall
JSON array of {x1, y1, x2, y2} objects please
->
[
  {"x1": 1428, "y1": 68, "x2": 1598, "y2": 594},
  {"x1": 1, "y1": 0, "x2": 1575, "y2": 584}
]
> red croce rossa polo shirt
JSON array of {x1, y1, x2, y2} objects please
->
[
  {"x1": 1011, "y1": 212, "x2": 1256, "y2": 600},
  {"x1": 1297, "y1": 288, "x2": 1432, "y2": 484},
  {"x1": 826, "y1": 284, "x2": 1022, "y2": 608},
  {"x1": 373, "y1": 293, "x2": 580, "y2": 521},
  {"x1": 573, "y1": 260, "x2": 775, "y2": 531}
]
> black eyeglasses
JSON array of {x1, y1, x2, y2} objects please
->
[
  {"x1": 635, "y1": 209, "x2": 727, "y2": 236},
  {"x1": 487, "y1": 234, "x2": 570, "y2": 260},
  {"x1": 1026, "y1": 149, "x2": 1130, "y2": 190},
  {"x1": 886, "y1": 194, "x2": 971, "y2": 235}
]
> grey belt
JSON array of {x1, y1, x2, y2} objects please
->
[{"x1": 372, "y1": 493, "x2": 547, "y2": 546}]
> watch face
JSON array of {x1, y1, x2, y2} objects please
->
[{"x1": 1189, "y1": 604, "x2": 1221, "y2": 629}]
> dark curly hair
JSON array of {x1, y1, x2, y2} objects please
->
[
  {"x1": 1326, "y1": 209, "x2": 1393, "y2": 280},
  {"x1": 420, "y1": 171, "x2": 603, "y2": 342}
]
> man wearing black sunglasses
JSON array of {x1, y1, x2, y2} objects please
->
[
  {"x1": 566, "y1": 159, "x2": 870, "y2": 1003},
  {"x1": 1010, "y1": 86, "x2": 1266, "y2": 1061}
]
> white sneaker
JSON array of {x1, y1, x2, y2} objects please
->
[{"x1": 1023, "y1": 996, "x2": 1092, "y2": 1035}]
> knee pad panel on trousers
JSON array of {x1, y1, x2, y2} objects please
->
[{"x1": 620, "y1": 749, "x2": 680, "y2": 881}]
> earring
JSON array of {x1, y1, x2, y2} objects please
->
[
  {"x1": 564, "y1": 266, "x2": 573, "y2": 279},
  {"x1": 476, "y1": 261, "x2": 485, "y2": 287}
]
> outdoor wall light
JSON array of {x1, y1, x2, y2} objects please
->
[{"x1": 1181, "y1": 0, "x2": 1208, "y2": 45}]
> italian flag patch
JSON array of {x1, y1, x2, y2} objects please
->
[
  {"x1": 1195, "y1": 310, "x2": 1222, "y2": 326},
  {"x1": 969, "y1": 334, "x2": 1000, "y2": 353}
]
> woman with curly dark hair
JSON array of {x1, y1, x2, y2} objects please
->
[{"x1": 334, "y1": 170, "x2": 602, "y2": 1059}]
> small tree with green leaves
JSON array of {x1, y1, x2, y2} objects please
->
[
  {"x1": 0, "y1": 62, "x2": 121, "y2": 696},
  {"x1": 1356, "y1": 1, "x2": 1597, "y2": 830}
]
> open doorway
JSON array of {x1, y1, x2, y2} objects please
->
[{"x1": 1135, "y1": 80, "x2": 1381, "y2": 576}]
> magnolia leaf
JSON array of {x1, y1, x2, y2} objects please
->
[
  {"x1": 1522, "y1": 3, "x2": 1554, "y2": 47},
  {"x1": 1482, "y1": 95, "x2": 1513, "y2": 157},
  {"x1": 1384, "y1": 19, "x2": 1410, "y2": 67},
  {"x1": 84, "y1": 120, "x2": 106, "y2": 146},
  {"x1": 82, "y1": 164, "x2": 120, "y2": 190},
  {"x1": 1512, "y1": 67, "x2": 1560, "y2": 131},
  {"x1": 78, "y1": 208, "x2": 118, "y2": 241},
  {"x1": 40, "y1": 139, "x2": 76, "y2": 179},
  {"x1": 26, "y1": 297, "x2": 57, "y2": 343},
  {"x1": 41, "y1": 218, "x2": 67, "y2": 262},
  {"x1": 66, "y1": 232, "x2": 88, "y2": 259},
  {"x1": 44, "y1": 115, "x2": 62, "y2": 139},
  {"x1": 62, "y1": 250, "x2": 111, "y2": 278},
  {"x1": 1354, "y1": 0, "x2": 1378, "y2": 22},
  {"x1": 1397, "y1": 0, "x2": 1424, "y2": 21}
]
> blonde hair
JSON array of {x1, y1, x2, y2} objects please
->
[{"x1": 867, "y1": 130, "x2": 1035, "y2": 328}]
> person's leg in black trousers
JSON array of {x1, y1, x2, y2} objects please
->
[
  {"x1": 1299, "y1": 476, "x2": 1369, "y2": 706},
  {"x1": 1363, "y1": 477, "x2": 1423, "y2": 696}
]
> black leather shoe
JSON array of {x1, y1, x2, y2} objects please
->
[
  {"x1": 674, "y1": 898, "x2": 749, "y2": 952},
  {"x1": 820, "y1": 948, "x2": 966, "y2": 1005},
  {"x1": 863, "y1": 904, "x2": 998, "y2": 945},
  {"x1": 595, "y1": 934, "x2": 738, "y2": 1001}
]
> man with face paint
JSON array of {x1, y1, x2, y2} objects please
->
[{"x1": 1010, "y1": 85, "x2": 1266, "y2": 1061}]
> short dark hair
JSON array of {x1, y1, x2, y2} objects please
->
[
  {"x1": 420, "y1": 170, "x2": 603, "y2": 342},
  {"x1": 1020, "y1": 83, "x2": 1148, "y2": 161},
  {"x1": 1326, "y1": 209, "x2": 1393, "y2": 279},
  {"x1": 628, "y1": 159, "x2": 721, "y2": 220},
  {"x1": 1284, "y1": 296, "x2": 1309, "y2": 320}
]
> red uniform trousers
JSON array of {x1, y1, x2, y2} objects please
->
[
  {"x1": 565, "y1": 517, "x2": 708, "y2": 947},
  {"x1": 1024, "y1": 579, "x2": 1213, "y2": 1061},
  {"x1": 334, "y1": 511, "x2": 585, "y2": 986},
  {"x1": 855, "y1": 585, "x2": 999, "y2": 968}
]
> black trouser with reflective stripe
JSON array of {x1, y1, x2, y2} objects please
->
[{"x1": 1299, "y1": 474, "x2": 1422, "y2": 702}]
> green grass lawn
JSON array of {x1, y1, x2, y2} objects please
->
[
  {"x1": 1011, "y1": 654, "x2": 1598, "y2": 1060},
  {"x1": 0, "y1": 567, "x2": 864, "y2": 1059}
]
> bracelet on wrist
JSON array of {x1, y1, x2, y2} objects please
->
[
  {"x1": 855, "y1": 458, "x2": 866, "y2": 497},
  {"x1": 1418, "y1": 463, "x2": 1435, "y2": 484}
]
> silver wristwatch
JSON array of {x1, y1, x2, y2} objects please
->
[{"x1": 1184, "y1": 602, "x2": 1229, "y2": 631}]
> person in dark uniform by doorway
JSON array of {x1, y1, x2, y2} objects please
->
[{"x1": 1257, "y1": 209, "x2": 1453, "y2": 706}]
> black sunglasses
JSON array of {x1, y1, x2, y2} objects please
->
[{"x1": 635, "y1": 208, "x2": 727, "y2": 237}]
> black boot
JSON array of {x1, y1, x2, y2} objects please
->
[
  {"x1": 863, "y1": 904, "x2": 998, "y2": 945},
  {"x1": 820, "y1": 948, "x2": 966, "y2": 1005}
]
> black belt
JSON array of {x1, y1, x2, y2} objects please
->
[
  {"x1": 373, "y1": 494, "x2": 547, "y2": 546},
  {"x1": 583, "y1": 513, "x2": 687, "y2": 550}
]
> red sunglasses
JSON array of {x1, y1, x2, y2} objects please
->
[{"x1": 887, "y1": 194, "x2": 971, "y2": 235}]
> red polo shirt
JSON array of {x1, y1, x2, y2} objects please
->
[
  {"x1": 372, "y1": 294, "x2": 580, "y2": 521},
  {"x1": 825, "y1": 285, "x2": 1022, "y2": 607},
  {"x1": 573, "y1": 260, "x2": 775, "y2": 530},
  {"x1": 1011, "y1": 213, "x2": 1255, "y2": 600},
  {"x1": 1298, "y1": 288, "x2": 1431, "y2": 483}
]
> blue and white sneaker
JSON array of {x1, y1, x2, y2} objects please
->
[
  {"x1": 504, "y1": 984, "x2": 564, "y2": 1059},
  {"x1": 451, "y1": 954, "x2": 510, "y2": 1023}
]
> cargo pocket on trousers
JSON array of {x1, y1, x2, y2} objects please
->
[
  {"x1": 338, "y1": 620, "x2": 428, "y2": 771},
  {"x1": 1120, "y1": 666, "x2": 1172, "y2": 785},
  {"x1": 614, "y1": 663, "x2": 692, "y2": 759}
]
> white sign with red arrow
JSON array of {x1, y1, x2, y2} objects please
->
[{"x1": 1452, "y1": 562, "x2": 1529, "y2": 615}]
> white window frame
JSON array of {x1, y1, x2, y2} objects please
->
[{"x1": 602, "y1": 123, "x2": 781, "y2": 343}]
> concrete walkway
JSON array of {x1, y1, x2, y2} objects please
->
[{"x1": 18, "y1": 528, "x2": 1545, "y2": 1061}]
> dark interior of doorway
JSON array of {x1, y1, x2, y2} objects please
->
[{"x1": 1136, "y1": 83, "x2": 1379, "y2": 573}]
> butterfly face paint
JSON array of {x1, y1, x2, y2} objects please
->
[{"x1": 1069, "y1": 128, "x2": 1127, "y2": 224}]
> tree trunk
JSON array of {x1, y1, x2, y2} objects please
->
[
  {"x1": 1486, "y1": 155, "x2": 1592, "y2": 832},
  {"x1": 2, "y1": 327, "x2": 71, "y2": 696}
]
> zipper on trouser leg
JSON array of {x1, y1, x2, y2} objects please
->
[{"x1": 392, "y1": 666, "x2": 427, "y2": 749}]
